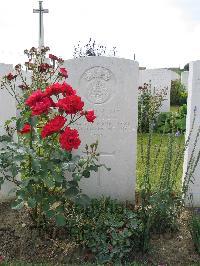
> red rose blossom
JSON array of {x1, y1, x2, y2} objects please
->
[
  {"x1": 19, "y1": 123, "x2": 31, "y2": 134},
  {"x1": 57, "y1": 95, "x2": 84, "y2": 114},
  {"x1": 25, "y1": 89, "x2": 44, "y2": 107},
  {"x1": 6, "y1": 73, "x2": 17, "y2": 81},
  {"x1": 41, "y1": 115, "x2": 66, "y2": 138},
  {"x1": 25, "y1": 89, "x2": 54, "y2": 116},
  {"x1": 85, "y1": 110, "x2": 96, "y2": 123},
  {"x1": 59, "y1": 127, "x2": 81, "y2": 151},
  {"x1": 38, "y1": 63, "x2": 51, "y2": 72},
  {"x1": 31, "y1": 97, "x2": 54, "y2": 116},
  {"x1": 57, "y1": 58, "x2": 64, "y2": 63},
  {"x1": 49, "y1": 54, "x2": 58, "y2": 60},
  {"x1": 59, "y1": 68, "x2": 68, "y2": 78},
  {"x1": 44, "y1": 82, "x2": 75, "y2": 97},
  {"x1": 61, "y1": 82, "x2": 76, "y2": 96},
  {"x1": 45, "y1": 83, "x2": 63, "y2": 96}
]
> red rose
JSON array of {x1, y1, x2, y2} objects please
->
[
  {"x1": 59, "y1": 127, "x2": 81, "y2": 151},
  {"x1": 6, "y1": 73, "x2": 17, "y2": 81},
  {"x1": 41, "y1": 115, "x2": 66, "y2": 138},
  {"x1": 38, "y1": 63, "x2": 51, "y2": 72},
  {"x1": 61, "y1": 82, "x2": 76, "y2": 96},
  {"x1": 57, "y1": 95, "x2": 84, "y2": 114},
  {"x1": 85, "y1": 110, "x2": 96, "y2": 123},
  {"x1": 45, "y1": 83, "x2": 63, "y2": 96},
  {"x1": 25, "y1": 89, "x2": 54, "y2": 116},
  {"x1": 59, "y1": 68, "x2": 68, "y2": 78},
  {"x1": 57, "y1": 58, "x2": 64, "y2": 63},
  {"x1": 44, "y1": 82, "x2": 75, "y2": 97},
  {"x1": 49, "y1": 54, "x2": 58, "y2": 60},
  {"x1": 19, "y1": 123, "x2": 31, "y2": 134},
  {"x1": 31, "y1": 97, "x2": 54, "y2": 116},
  {"x1": 25, "y1": 89, "x2": 44, "y2": 107}
]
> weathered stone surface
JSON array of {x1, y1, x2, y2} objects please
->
[
  {"x1": 181, "y1": 71, "x2": 189, "y2": 91},
  {"x1": 171, "y1": 70, "x2": 180, "y2": 81},
  {"x1": 63, "y1": 57, "x2": 138, "y2": 202},
  {"x1": 183, "y1": 61, "x2": 200, "y2": 206},
  {"x1": 139, "y1": 69, "x2": 171, "y2": 112}
]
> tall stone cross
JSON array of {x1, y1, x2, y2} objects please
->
[{"x1": 33, "y1": 1, "x2": 49, "y2": 48}]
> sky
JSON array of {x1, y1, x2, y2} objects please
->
[{"x1": 0, "y1": 0, "x2": 200, "y2": 68}]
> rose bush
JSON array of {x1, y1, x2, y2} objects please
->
[{"x1": 0, "y1": 47, "x2": 109, "y2": 227}]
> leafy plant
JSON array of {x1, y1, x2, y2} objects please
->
[
  {"x1": 65, "y1": 198, "x2": 144, "y2": 264},
  {"x1": 155, "y1": 104, "x2": 187, "y2": 133},
  {"x1": 138, "y1": 83, "x2": 167, "y2": 133},
  {"x1": 0, "y1": 47, "x2": 109, "y2": 228},
  {"x1": 170, "y1": 80, "x2": 187, "y2": 106},
  {"x1": 189, "y1": 210, "x2": 200, "y2": 255}
]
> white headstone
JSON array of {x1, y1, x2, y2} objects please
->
[
  {"x1": 0, "y1": 63, "x2": 17, "y2": 201},
  {"x1": 181, "y1": 71, "x2": 189, "y2": 91},
  {"x1": 63, "y1": 57, "x2": 138, "y2": 202},
  {"x1": 171, "y1": 70, "x2": 180, "y2": 81},
  {"x1": 139, "y1": 69, "x2": 171, "y2": 112},
  {"x1": 183, "y1": 61, "x2": 200, "y2": 207}
]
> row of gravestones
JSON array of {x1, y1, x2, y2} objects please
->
[{"x1": 0, "y1": 58, "x2": 199, "y2": 206}]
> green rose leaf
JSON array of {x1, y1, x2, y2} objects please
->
[
  {"x1": 27, "y1": 197, "x2": 36, "y2": 208},
  {"x1": 55, "y1": 214, "x2": 66, "y2": 227},
  {"x1": 82, "y1": 170, "x2": 90, "y2": 178},
  {"x1": 11, "y1": 200, "x2": 24, "y2": 210}
]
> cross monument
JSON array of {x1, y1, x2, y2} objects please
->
[{"x1": 33, "y1": 1, "x2": 49, "y2": 48}]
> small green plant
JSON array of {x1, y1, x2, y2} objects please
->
[
  {"x1": 65, "y1": 198, "x2": 144, "y2": 264},
  {"x1": 189, "y1": 210, "x2": 200, "y2": 255},
  {"x1": 155, "y1": 104, "x2": 187, "y2": 133},
  {"x1": 170, "y1": 80, "x2": 187, "y2": 106},
  {"x1": 138, "y1": 83, "x2": 167, "y2": 133}
]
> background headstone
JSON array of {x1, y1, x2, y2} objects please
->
[
  {"x1": 139, "y1": 69, "x2": 171, "y2": 112},
  {"x1": 181, "y1": 71, "x2": 189, "y2": 91},
  {"x1": 171, "y1": 70, "x2": 180, "y2": 81},
  {"x1": 0, "y1": 63, "x2": 17, "y2": 201},
  {"x1": 183, "y1": 61, "x2": 200, "y2": 207},
  {"x1": 63, "y1": 57, "x2": 139, "y2": 202}
]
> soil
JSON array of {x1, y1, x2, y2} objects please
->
[{"x1": 0, "y1": 200, "x2": 200, "y2": 265}]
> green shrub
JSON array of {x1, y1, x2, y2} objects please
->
[
  {"x1": 170, "y1": 80, "x2": 187, "y2": 106},
  {"x1": 65, "y1": 198, "x2": 144, "y2": 264},
  {"x1": 138, "y1": 83, "x2": 166, "y2": 133},
  {"x1": 155, "y1": 104, "x2": 187, "y2": 133},
  {"x1": 189, "y1": 211, "x2": 200, "y2": 255}
]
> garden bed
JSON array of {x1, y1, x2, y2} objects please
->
[{"x1": 0, "y1": 200, "x2": 199, "y2": 265}]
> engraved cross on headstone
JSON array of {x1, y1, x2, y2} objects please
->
[
  {"x1": 33, "y1": 1, "x2": 49, "y2": 48},
  {"x1": 97, "y1": 151, "x2": 115, "y2": 186}
]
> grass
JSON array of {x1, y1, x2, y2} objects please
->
[
  {"x1": 170, "y1": 105, "x2": 180, "y2": 113},
  {"x1": 136, "y1": 133, "x2": 185, "y2": 191}
]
